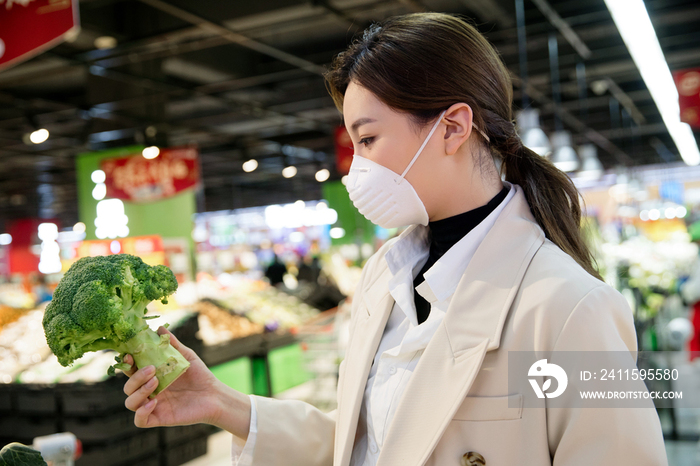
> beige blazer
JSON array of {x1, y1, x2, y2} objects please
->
[{"x1": 250, "y1": 185, "x2": 668, "y2": 466}]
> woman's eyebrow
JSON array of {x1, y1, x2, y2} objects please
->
[{"x1": 350, "y1": 117, "x2": 377, "y2": 134}]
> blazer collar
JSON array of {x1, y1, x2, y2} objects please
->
[{"x1": 365, "y1": 182, "x2": 543, "y2": 354}]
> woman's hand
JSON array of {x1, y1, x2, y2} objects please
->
[{"x1": 122, "y1": 326, "x2": 252, "y2": 440}]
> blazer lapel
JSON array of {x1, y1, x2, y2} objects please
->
[
  {"x1": 375, "y1": 185, "x2": 545, "y2": 466},
  {"x1": 334, "y1": 265, "x2": 395, "y2": 466}
]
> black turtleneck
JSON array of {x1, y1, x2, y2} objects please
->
[{"x1": 413, "y1": 185, "x2": 509, "y2": 325}]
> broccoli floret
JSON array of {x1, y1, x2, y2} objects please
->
[{"x1": 42, "y1": 254, "x2": 189, "y2": 397}]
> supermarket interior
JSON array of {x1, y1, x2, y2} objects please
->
[{"x1": 1, "y1": 0, "x2": 700, "y2": 465}]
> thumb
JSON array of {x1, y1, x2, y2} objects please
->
[{"x1": 157, "y1": 326, "x2": 190, "y2": 355}]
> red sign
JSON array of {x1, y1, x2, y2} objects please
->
[
  {"x1": 72, "y1": 235, "x2": 166, "y2": 270},
  {"x1": 674, "y1": 68, "x2": 700, "y2": 129},
  {"x1": 334, "y1": 125, "x2": 354, "y2": 176},
  {"x1": 0, "y1": 0, "x2": 79, "y2": 72},
  {"x1": 100, "y1": 146, "x2": 201, "y2": 203}
]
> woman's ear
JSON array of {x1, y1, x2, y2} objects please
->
[{"x1": 442, "y1": 103, "x2": 474, "y2": 156}]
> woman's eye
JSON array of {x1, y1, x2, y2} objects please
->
[{"x1": 358, "y1": 137, "x2": 374, "y2": 147}]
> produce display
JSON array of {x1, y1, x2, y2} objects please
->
[
  {"x1": 0, "y1": 309, "x2": 52, "y2": 384},
  {"x1": 0, "y1": 285, "x2": 36, "y2": 310},
  {"x1": 0, "y1": 307, "x2": 195, "y2": 386},
  {"x1": 186, "y1": 273, "x2": 320, "y2": 332},
  {"x1": 42, "y1": 254, "x2": 189, "y2": 396},
  {"x1": 194, "y1": 299, "x2": 263, "y2": 346},
  {"x1": 0, "y1": 306, "x2": 29, "y2": 334},
  {"x1": 217, "y1": 288, "x2": 318, "y2": 331},
  {"x1": 599, "y1": 233, "x2": 698, "y2": 320}
]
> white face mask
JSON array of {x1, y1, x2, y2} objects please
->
[{"x1": 346, "y1": 110, "x2": 446, "y2": 228}]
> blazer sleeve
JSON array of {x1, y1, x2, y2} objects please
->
[
  {"x1": 250, "y1": 396, "x2": 337, "y2": 465},
  {"x1": 547, "y1": 284, "x2": 669, "y2": 466},
  {"x1": 244, "y1": 252, "x2": 377, "y2": 466}
]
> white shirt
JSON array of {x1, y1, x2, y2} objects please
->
[{"x1": 232, "y1": 182, "x2": 514, "y2": 466}]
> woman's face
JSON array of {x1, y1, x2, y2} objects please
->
[{"x1": 343, "y1": 81, "x2": 446, "y2": 217}]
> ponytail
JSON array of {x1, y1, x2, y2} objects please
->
[{"x1": 490, "y1": 125, "x2": 602, "y2": 281}]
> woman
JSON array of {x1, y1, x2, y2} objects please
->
[{"x1": 122, "y1": 13, "x2": 668, "y2": 466}]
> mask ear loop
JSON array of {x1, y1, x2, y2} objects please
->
[
  {"x1": 398, "y1": 110, "x2": 447, "y2": 183},
  {"x1": 472, "y1": 122, "x2": 490, "y2": 143},
  {"x1": 398, "y1": 110, "x2": 490, "y2": 183}
]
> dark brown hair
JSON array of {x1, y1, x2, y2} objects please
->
[{"x1": 324, "y1": 12, "x2": 601, "y2": 280}]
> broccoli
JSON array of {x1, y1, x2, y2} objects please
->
[
  {"x1": 0, "y1": 442, "x2": 48, "y2": 466},
  {"x1": 42, "y1": 254, "x2": 190, "y2": 397}
]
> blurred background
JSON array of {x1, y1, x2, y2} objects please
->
[{"x1": 1, "y1": 0, "x2": 700, "y2": 464}]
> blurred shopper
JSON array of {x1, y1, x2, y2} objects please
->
[
  {"x1": 121, "y1": 12, "x2": 667, "y2": 466},
  {"x1": 297, "y1": 254, "x2": 321, "y2": 284},
  {"x1": 264, "y1": 253, "x2": 287, "y2": 286},
  {"x1": 29, "y1": 273, "x2": 52, "y2": 305}
]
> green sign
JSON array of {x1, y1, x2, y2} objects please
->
[{"x1": 76, "y1": 146, "x2": 197, "y2": 258}]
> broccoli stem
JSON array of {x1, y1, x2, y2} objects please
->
[{"x1": 124, "y1": 328, "x2": 190, "y2": 397}]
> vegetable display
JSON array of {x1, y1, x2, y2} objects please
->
[
  {"x1": 42, "y1": 254, "x2": 189, "y2": 396},
  {"x1": 0, "y1": 443, "x2": 47, "y2": 466}
]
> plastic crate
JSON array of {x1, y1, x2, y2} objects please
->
[
  {"x1": 60, "y1": 379, "x2": 127, "y2": 416},
  {"x1": 159, "y1": 424, "x2": 212, "y2": 447},
  {"x1": 0, "y1": 414, "x2": 57, "y2": 440},
  {"x1": 76, "y1": 429, "x2": 160, "y2": 466},
  {"x1": 210, "y1": 357, "x2": 253, "y2": 395},
  {"x1": 64, "y1": 410, "x2": 141, "y2": 443},
  {"x1": 0, "y1": 384, "x2": 14, "y2": 412},
  {"x1": 161, "y1": 434, "x2": 208, "y2": 466},
  {"x1": 15, "y1": 386, "x2": 57, "y2": 415}
]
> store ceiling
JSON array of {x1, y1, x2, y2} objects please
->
[{"x1": 0, "y1": 0, "x2": 698, "y2": 229}]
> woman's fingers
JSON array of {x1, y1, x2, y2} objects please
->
[
  {"x1": 124, "y1": 364, "x2": 155, "y2": 397},
  {"x1": 125, "y1": 374, "x2": 159, "y2": 412},
  {"x1": 134, "y1": 398, "x2": 158, "y2": 428}
]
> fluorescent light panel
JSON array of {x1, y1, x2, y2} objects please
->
[{"x1": 604, "y1": 0, "x2": 700, "y2": 165}]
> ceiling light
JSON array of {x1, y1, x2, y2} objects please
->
[
  {"x1": 330, "y1": 227, "x2": 346, "y2": 239},
  {"x1": 550, "y1": 131, "x2": 579, "y2": 172},
  {"x1": 604, "y1": 0, "x2": 700, "y2": 166},
  {"x1": 282, "y1": 166, "x2": 297, "y2": 178},
  {"x1": 577, "y1": 144, "x2": 604, "y2": 180},
  {"x1": 142, "y1": 146, "x2": 160, "y2": 159},
  {"x1": 92, "y1": 183, "x2": 107, "y2": 200},
  {"x1": 29, "y1": 128, "x2": 49, "y2": 144},
  {"x1": 315, "y1": 168, "x2": 330, "y2": 182},
  {"x1": 91, "y1": 170, "x2": 106, "y2": 184},
  {"x1": 242, "y1": 159, "x2": 258, "y2": 172},
  {"x1": 110, "y1": 240, "x2": 121, "y2": 254},
  {"x1": 94, "y1": 36, "x2": 117, "y2": 50},
  {"x1": 0, "y1": 233, "x2": 11, "y2": 246},
  {"x1": 516, "y1": 110, "x2": 551, "y2": 156}
]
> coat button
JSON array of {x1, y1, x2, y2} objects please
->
[{"x1": 461, "y1": 451, "x2": 485, "y2": 466}]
